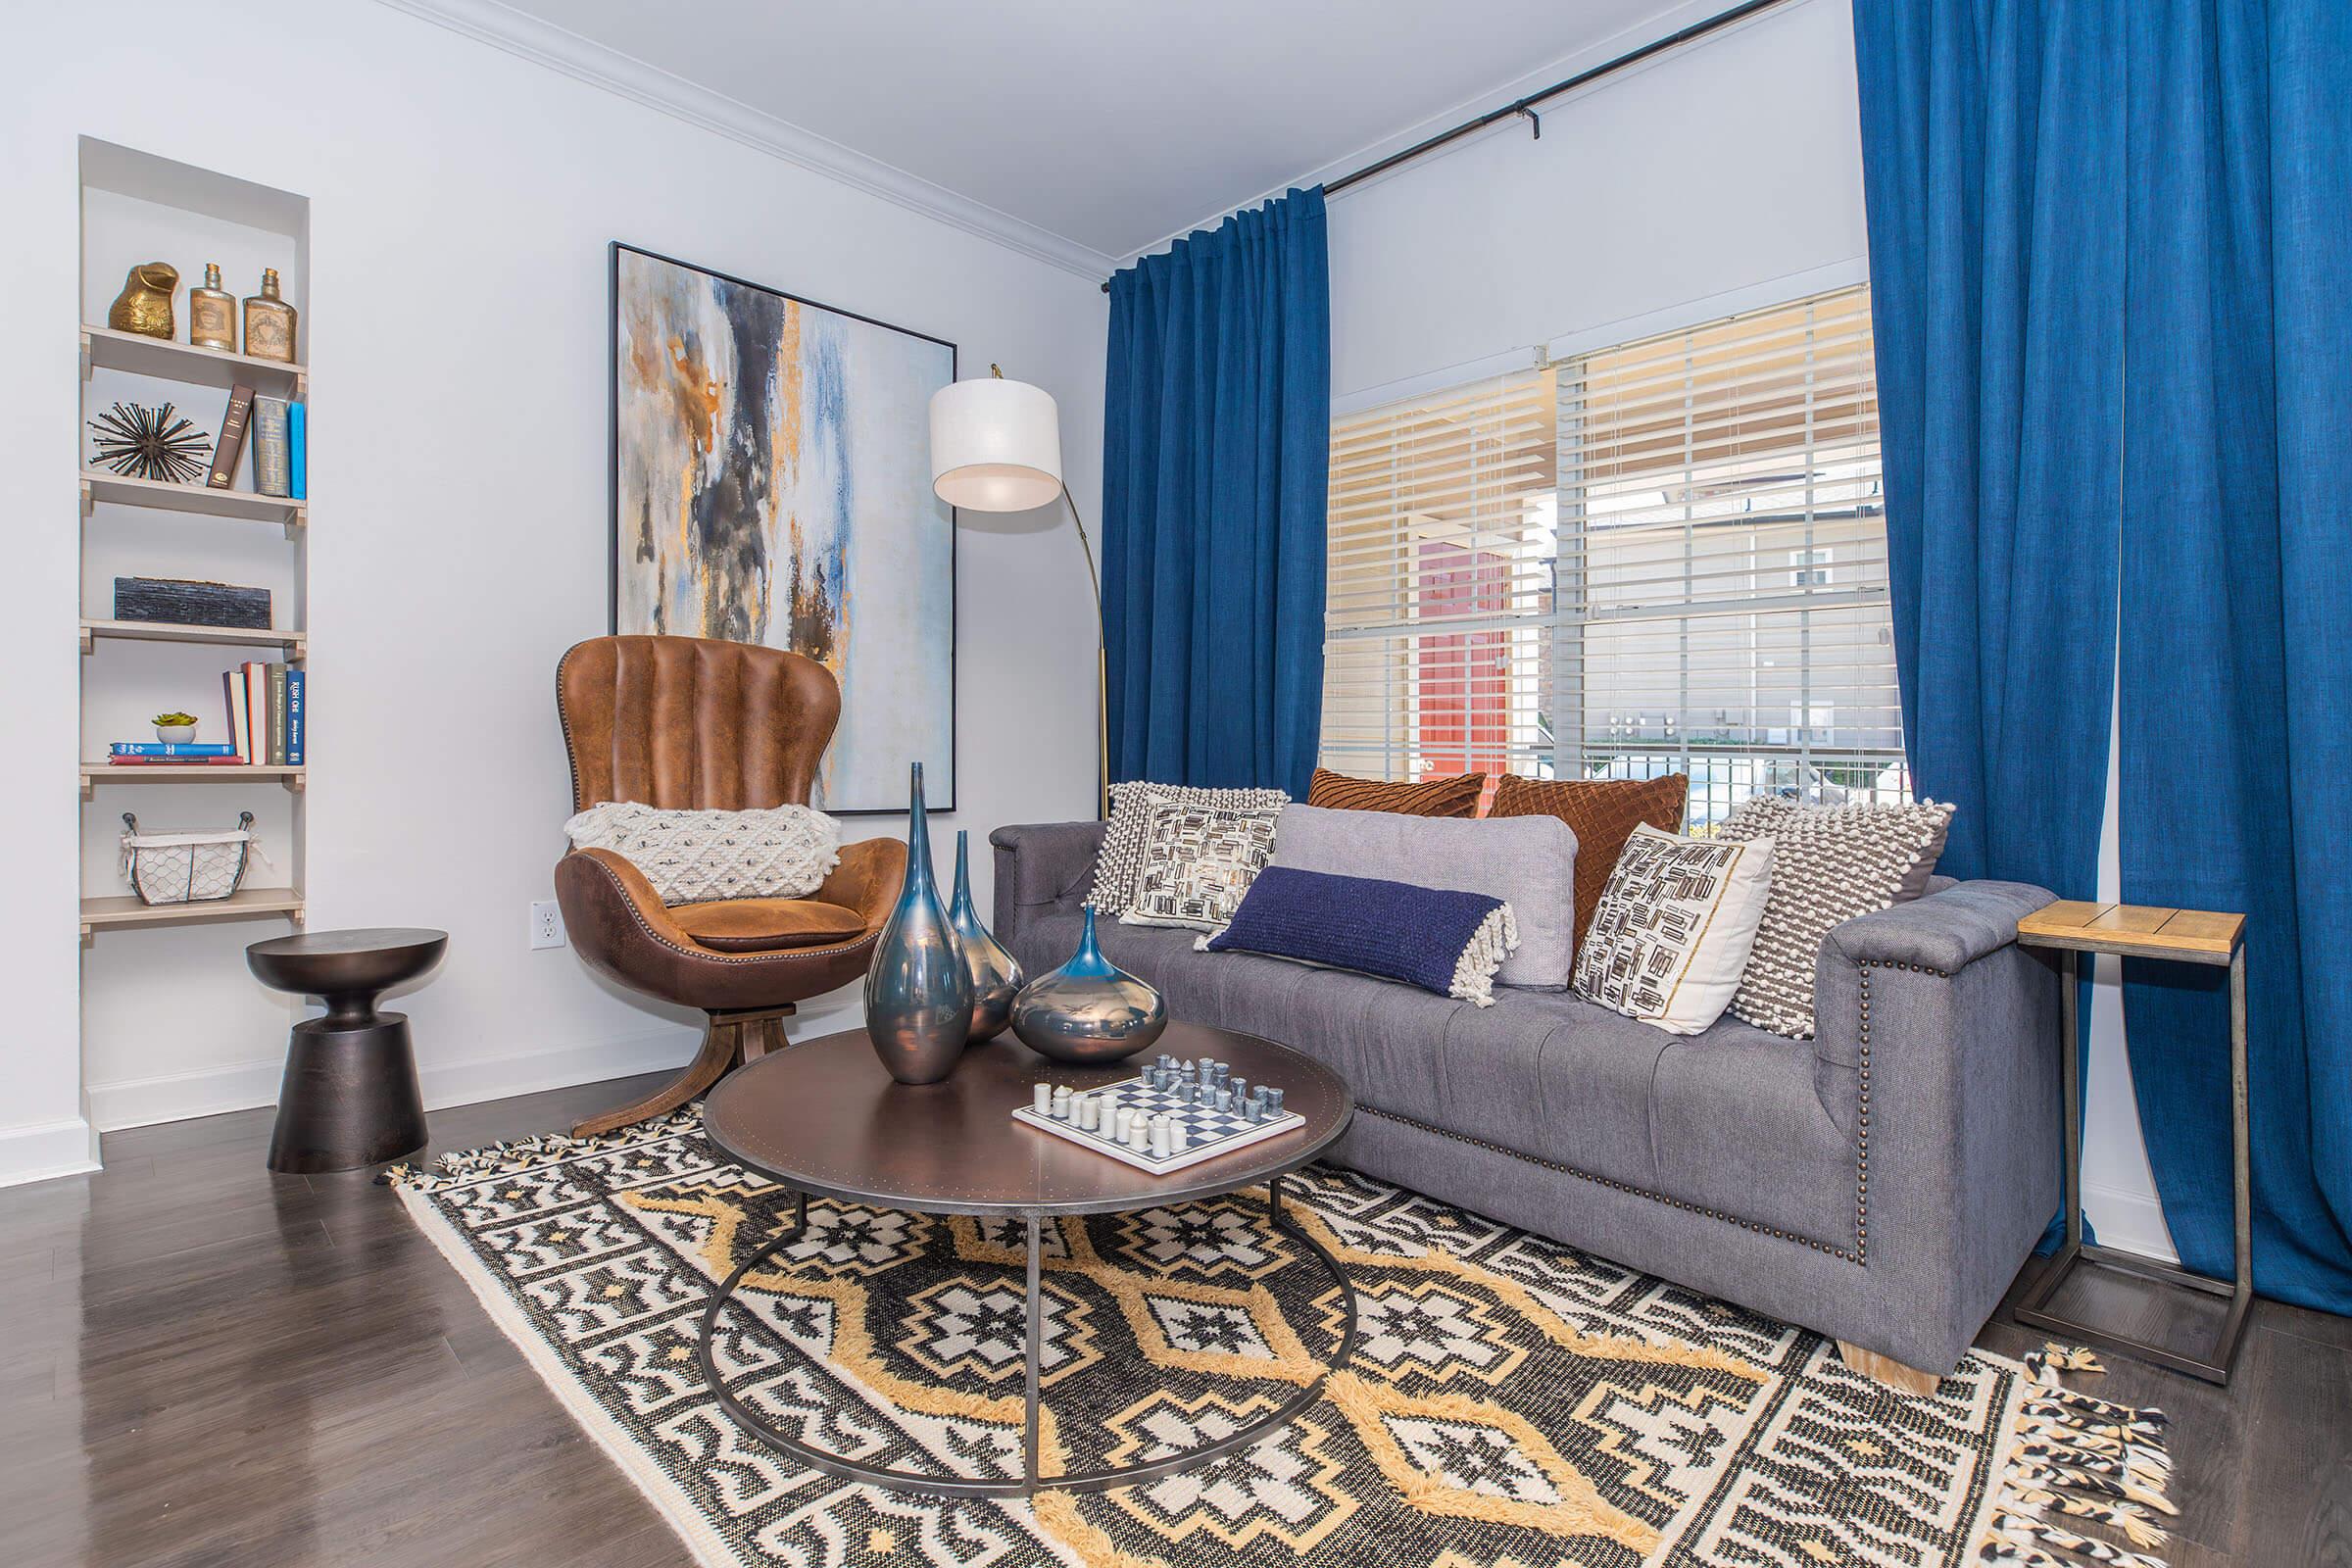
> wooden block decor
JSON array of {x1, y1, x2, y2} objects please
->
[{"x1": 113, "y1": 575, "x2": 271, "y2": 630}]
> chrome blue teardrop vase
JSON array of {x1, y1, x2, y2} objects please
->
[
  {"x1": 949, "y1": 829, "x2": 1023, "y2": 1044},
  {"x1": 1008, "y1": 906, "x2": 1167, "y2": 1065},
  {"x1": 862, "y1": 762, "x2": 973, "y2": 1085}
]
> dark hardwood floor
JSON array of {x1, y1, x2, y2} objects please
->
[{"x1": 2, "y1": 1072, "x2": 2344, "y2": 1567}]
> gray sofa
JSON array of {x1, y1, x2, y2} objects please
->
[{"x1": 992, "y1": 819, "x2": 2064, "y2": 1384}]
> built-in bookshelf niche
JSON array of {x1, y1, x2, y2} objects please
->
[{"x1": 76, "y1": 137, "x2": 310, "y2": 955}]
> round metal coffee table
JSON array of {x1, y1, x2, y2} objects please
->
[{"x1": 696, "y1": 1020, "x2": 1355, "y2": 1496}]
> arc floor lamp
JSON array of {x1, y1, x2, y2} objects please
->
[{"x1": 928, "y1": 368, "x2": 1108, "y2": 818}]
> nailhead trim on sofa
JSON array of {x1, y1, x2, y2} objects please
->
[{"x1": 1352, "y1": 958, "x2": 1950, "y2": 1266}]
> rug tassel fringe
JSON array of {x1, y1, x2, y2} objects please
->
[{"x1": 1979, "y1": 1348, "x2": 2176, "y2": 1567}]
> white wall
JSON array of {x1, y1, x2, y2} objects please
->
[
  {"x1": 0, "y1": 0, "x2": 1104, "y2": 1180},
  {"x1": 1323, "y1": 0, "x2": 2173, "y2": 1257}
]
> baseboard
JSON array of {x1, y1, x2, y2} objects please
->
[
  {"x1": 86, "y1": 1028, "x2": 697, "y2": 1134},
  {"x1": 0, "y1": 1117, "x2": 103, "y2": 1189},
  {"x1": 88, "y1": 1057, "x2": 285, "y2": 1133},
  {"x1": 418, "y1": 1029, "x2": 693, "y2": 1113},
  {"x1": 2082, "y1": 1179, "x2": 2180, "y2": 1264}
]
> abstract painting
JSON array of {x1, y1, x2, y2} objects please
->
[{"x1": 611, "y1": 244, "x2": 955, "y2": 812}]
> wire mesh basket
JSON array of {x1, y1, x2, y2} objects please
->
[{"x1": 119, "y1": 811, "x2": 259, "y2": 906}]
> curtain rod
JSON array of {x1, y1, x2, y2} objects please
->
[{"x1": 1100, "y1": 0, "x2": 1792, "y2": 293}]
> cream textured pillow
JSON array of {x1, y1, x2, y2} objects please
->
[
  {"x1": 1571, "y1": 824, "x2": 1775, "y2": 1035},
  {"x1": 1088, "y1": 781, "x2": 1288, "y2": 914},
  {"x1": 1716, "y1": 796, "x2": 1956, "y2": 1038},
  {"x1": 564, "y1": 802, "x2": 841, "y2": 906},
  {"x1": 1118, "y1": 797, "x2": 1284, "y2": 932}
]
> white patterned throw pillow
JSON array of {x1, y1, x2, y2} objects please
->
[
  {"x1": 1118, "y1": 797, "x2": 1284, "y2": 932},
  {"x1": 1571, "y1": 824, "x2": 1775, "y2": 1035},
  {"x1": 1716, "y1": 796, "x2": 1956, "y2": 1038},
  {"x1": 564, "y1": 801, "x2": 841, "y2": 906},
  {"x1": 1088, "y1": 781, "x2": 1289, "y2": 914}
]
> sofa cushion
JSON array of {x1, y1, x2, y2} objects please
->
[
  {"x1": 1571, "y1": 825, "x2": 1775, "y2": 1036},
  {"x1": 1090, "y1": 918, "x2": 1665, "y2": 1195},
  {"x1": 1306, "y1": 767, "x2": 1484, "y2": 817},
  {"x1": 1716, "y1": 796, "x2": 1957, "y2": 1039},
  {"x1": 1649, "y1": 1014, "x2": 1854, "y2": 1248},
  {"x1": 1268, "y1": 804, "x2": 1576, "y2": 991},
  {"x1": 669, "y1": 897, "x2": 867, "y2": 953},
  {"x1": 1204, "y1": 866, "x2": 1518, "y2": 1005},
  {"x1": 1088, "y1": 782, "x2": 1288, "y2": 915},
  {"x1": 1120, "y1": 796, "x2": 1282, "y2": 932},
  {"x1": 1487, "y1": 773, "x2": 1689, "y2": 945}
]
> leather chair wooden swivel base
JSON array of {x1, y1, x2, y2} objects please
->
[{"x1": 554, "y1": 635, "x2": 906, "y2": 1139}]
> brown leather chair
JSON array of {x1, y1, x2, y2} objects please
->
[{"x1": 554, "y1": 635, "x2": 906, "y2": 1138}]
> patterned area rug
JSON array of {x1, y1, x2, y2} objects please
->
[{"x1": 391, "y1": 1109, "x2": 2175, "y2": 1568}]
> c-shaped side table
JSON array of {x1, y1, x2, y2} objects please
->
[{"x1": 2011, "y1": 901, "x2": 2250, "y2": 1385}]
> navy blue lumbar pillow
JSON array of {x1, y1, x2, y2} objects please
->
[{"x1": 1200, "y1": 864, "x2": 1520, "y2": 1005}]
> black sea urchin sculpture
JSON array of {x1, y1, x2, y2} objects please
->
[{"x1": 89, "y1": 401, "x2": 212, "y2": 484}]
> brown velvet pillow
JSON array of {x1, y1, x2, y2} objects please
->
[
  {"x1": 1487, "y1": 773, "x2": 1690, "y2": 944},
  {"x1": 669, "y1": 898, "x2": 867, "y2": 954},
  {"x1": 1306, "y1": 767, "x2": 1485, "y2": 818}
]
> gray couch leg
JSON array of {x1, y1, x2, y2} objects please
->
[{"x1": 1838, "y1": 1340, "x2": 1947, "y2": 1396}]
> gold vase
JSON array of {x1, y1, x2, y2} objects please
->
[
  {"x1": 107, "y1": 263, "x2": 178, "y2": 340},
  {"x1": 241, "y1": 268, "x2": 297, "y2": 364}
]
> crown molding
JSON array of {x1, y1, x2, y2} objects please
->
[
  {"x1": 372, "y1": 0, "x2": 1117, "y2": 284},
  {"x1": 1106, "y1": 0, "x2": 1782, "y2": 274}
]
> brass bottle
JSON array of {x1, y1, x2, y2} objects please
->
[
  {"x1": 241, "y1": 268, "x2": 297, "y2": 364},
  {"x1": 188, "y1": 263, "x2": 235, "y2": 351},
  {"x1": 107, "y1": 263, "x2": 178, "y2": 340}
]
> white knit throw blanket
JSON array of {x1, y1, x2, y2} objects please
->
[{"x1": 563, "y1": 801, "x2": 840, "y2": 906}]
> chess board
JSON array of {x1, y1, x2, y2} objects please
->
[{"x1": 1010, "y1": 1073, "x2": 1306, "y2": 1176}]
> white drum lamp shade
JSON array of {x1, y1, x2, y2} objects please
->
[{"x1": 929, "y1": 376, "x2": 1064, "y2": 512}]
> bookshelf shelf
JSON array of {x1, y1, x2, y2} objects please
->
[
  {"x1": 81, "y1": 469, "x2": 305, "y2": 526},
  {"x1": 79, "y1": 887, "x2": 305, "y2": 945},
  {"x1": 80, "y1": 618, "x2": 306, "y2": 658},
  {"x1": 80, "y1": 324, "x2": 307, "y2": 397},
  {"x1": 80, "y1": 763, "x2": 304, "y2": 797}
]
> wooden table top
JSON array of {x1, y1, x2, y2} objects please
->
[
  {"x1": 2016, "y1": 901, "x2": 2243, "y2": 960},
  {"x1": 700, "y1": 1020, "x2": 1352, "y2": 1217}
]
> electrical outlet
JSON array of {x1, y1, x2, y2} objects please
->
[{"x1": 530, "y1": 899, "x2": 566, "y2": 950}]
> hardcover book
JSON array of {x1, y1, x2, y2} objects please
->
[
  {"x1": 285, "y1": 667, "x2": 306, "y2": 766},
  {"x1": 288, "y1": 402, "x2": 307, "y2": 501},
  {"x1": 109, "y1": 755, "x2": 251, "y2": 766},
  {"x1": 245, "y1": 662, "x2": 270, "y2": 764},
  {"x1": 110, "y1": 741, "x2": 238, "y2": 758},
  {"x1": 252, "y1": 398, "x2": 291, "y2": 498},
  {"x1": 267, "y1": 662, "x2": 288, "y2": 766},
  {"x1": 222, "y1": 668, "x2": 250, "y2": 763},
  {"x1": 208, "y1": 384, "x2": 255, "y2": 490}
]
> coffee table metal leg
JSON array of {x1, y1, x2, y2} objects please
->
[{"x1": 1023, "y1": 1212, "x2": 1043, "y2": 1491}]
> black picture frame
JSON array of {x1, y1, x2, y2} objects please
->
[{"x1": 607, "y1": 241, "x2": 956, "y2": 815}]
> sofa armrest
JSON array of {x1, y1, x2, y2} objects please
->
[
  {"x1": 989, "y1": 821, "x2": 1104, "y2": 935},
  {"x1": 1823, "y1": 878, "x2": 2057, "y2": 976}
]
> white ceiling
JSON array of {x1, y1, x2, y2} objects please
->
[{"x1": 395, "y1": 0, "x2": 1704, "y2": 274}]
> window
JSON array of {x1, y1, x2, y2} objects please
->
[{"x1": 1318, "y1": 283, "x2": 1907, "y2": 828}]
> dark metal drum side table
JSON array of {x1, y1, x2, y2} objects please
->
[
  {"x1": 697, "y1": 1021, "x2": 1356, "y2": 1496},
  {"x1": 2012, "y1": 901, "x2": 2250, "y2": 1384},
  {"x1": 247, "y1": 927, "x2": 447, "y2": 1174}
]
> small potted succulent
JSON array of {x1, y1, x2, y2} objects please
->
[{"x1": 153, "y1": 710, "x2": 201, "y2": 744}]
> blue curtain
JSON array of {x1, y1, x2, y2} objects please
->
[
  {"x1": 1853, "y1": 2, "x2": 2126, "y2": 1255},
  {"x1": 1853, "y1": 0, "x2": 2124, "y2": 897},
  {"x1": 2117, "y1": 0, "x2": 2352, "y2": 1312},
  {"x1": 1859, "y1": 0, "x2": 2352, "y2": 1313},
  {"x1": 1102, "y1": 187, "x2": 1330, "y2": 797}
]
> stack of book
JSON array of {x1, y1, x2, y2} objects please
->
[
  {"x1": 222, "y1": 661, "x2": 306, "y2": 764},
  {"x1": 209, "y1": 383, "x2": 308, "y2": 500},
  {"x1": 103, "y1": 661, "x2": 307, "y2": 767}
]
